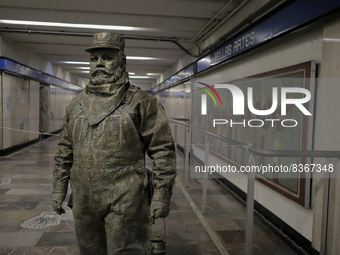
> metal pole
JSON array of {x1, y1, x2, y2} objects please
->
[
  {"x1": 245, "y1": 153, "x2": 256, "y2": 255},
  {"x1": 184, "y1": 126, "x2": 191, "y2": 187},
  {"x1": 320, "y1": 158, "x2": 332, "y2": 255},
  {"x1": 202, "y1": 135, "x2": 209, "y2": 214}
]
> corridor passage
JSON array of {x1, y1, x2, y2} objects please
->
[{"x1": 0, "y1": 137, "x2": 300, "y2": 255}]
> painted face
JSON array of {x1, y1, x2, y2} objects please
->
[{"x1": 89, "y1": 49, "x2": 121, "y2": 85}]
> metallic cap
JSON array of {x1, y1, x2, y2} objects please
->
[{"x1": 86, "y1": 32, "x2": 125, "y2": 52}]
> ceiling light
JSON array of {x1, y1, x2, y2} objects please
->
[
  {"x1": 0, "y1": 19, "x2": 157, "y2": 32},
  {"x1": 55, "y1": 57, "x2": 157, "y2": 65},
  {"x1": 56, "y1": 61, "x2": 90, "y2": 65},
  {"x1": 129, "y1": 76, "x2": 153, "y2": 79},
  {"x1": 128, "y1": 72, "x2": 135, "y2": 75},
  {"x1": 323, "y1": 38, "x2": 340, "y2": 42},
  {"x1": 75, "y1": 67, "x2": 90, "y2": 70},
  {"x1": 127, "y1": 56, "x2": 158, "y2": 60},
  {"x1": 147, "y1": 73, "x2": 162, "y2": 76}
]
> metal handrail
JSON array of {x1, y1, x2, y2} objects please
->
[
  {"x1": 169, "y1": 117, "x2": 336, "y2": 255},
  {"x1": 169, "y1": 118, "x2": 340, "y2": 158}
]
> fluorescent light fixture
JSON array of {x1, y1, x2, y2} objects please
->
[
  {"x1": 72, "y1": 70, "x2": 89, "y2": 73},
  {"x1": 128, "y1": 72, "x2": 135, "y2": 75},
  {"x1": 0, "y1": 19, "x2": 157, "y2": 32},
  {"x1": 56, "y1": 57, "x2": 157, "y2": 64},
  {"x1": 77, "y1": 67, "x2": 90, "y2": 69},
  {"x1": 147, "y1": 73, "x2": 162, "y2": 76},
  {"x1": 56, "y1": 61, "x2": 90, "y2": 65},
  {"x1": 127, "y1": 56, "x2": 158, "y2": 60},
  {"x1": 323, "y1": 38, "x2": 340, "y2": 42},
  {"x1": 129, "y1": 76, "x2": 153, "y2": 79}
]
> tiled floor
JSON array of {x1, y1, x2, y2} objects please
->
[{"x1": 0, "y1": 137, "x2": 302, "y2": 255}]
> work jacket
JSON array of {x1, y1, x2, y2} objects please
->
[{"x1": 53, "y1": 81, "x2": 176, "y2": 220}]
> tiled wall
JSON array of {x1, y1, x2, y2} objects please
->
[
  {"x1": 2, "y1": 73, "x2": 31, "y2": 149},
  {"x1": 1, "y1": 73, "x2": 78, "y2": 150}
]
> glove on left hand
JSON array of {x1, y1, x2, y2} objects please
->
[{"x1": 52, "y1": 192, "x2": 66, "y2": 215}]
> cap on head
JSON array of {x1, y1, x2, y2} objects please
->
[{"x1": 86, "y1": 32, "x2": 125, "y2": 52}]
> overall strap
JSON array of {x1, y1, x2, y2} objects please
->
[{"x1": 123, "y1": 83, "x2": 138, "y2": 104}]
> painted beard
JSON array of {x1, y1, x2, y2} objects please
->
[{"x1": 89, "y1": 66, "x2": 124, "y2": 85}]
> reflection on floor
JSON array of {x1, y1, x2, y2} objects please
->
[{"x1": 0, "y1": 136, "x2": 301, "y2": 255}]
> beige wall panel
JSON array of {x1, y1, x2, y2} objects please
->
[
  {"x1": 29, "y1": 80, "x2": 39, "y2": 140},
  {"x1": 49, "y1": 85, "x2": 58, "y2": 133},
  {"x1": 54, "y1": 87, "x2": 62, "y2": 130},
  {"x1": 159, "y1": 82, "x2": 190, "y2": 152},
  {"x1": 176, "y1": 124, "x2": 186, "y2": 148},
  {"x1": 49, "y1": 86, "x2": 78, "y2": 133},
  {"x1": 2, "y1": 74, "x2": 30, "y2": 149},
  {"x1": 159, "y1": 82, "x2": 191, "y2": 120},
  {"x1": 39, "y1": 84, "x2": 50, "y2": 134},
  {"x1": 0, "y1": 77, "x2": 78, "y2": 150},
  {"x1": 48, "y1": 86, "x2": 55, "y2": 133}
]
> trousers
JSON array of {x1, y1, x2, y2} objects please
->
[{"x1": 72, "y1": 188, "x2": 150, "y2": 255}]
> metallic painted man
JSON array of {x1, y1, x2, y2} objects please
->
[{"x1": 52, "y1": 32, "x2": 176, "y2": 255}]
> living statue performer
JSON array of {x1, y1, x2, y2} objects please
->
[{"x1": 52, "y1": 32, "x2": 176, "y2": 255}]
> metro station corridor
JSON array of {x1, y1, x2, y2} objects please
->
[
  {"x1": 2, "y1": 1, "x2": 340, "y2": 254},
  {"x1": 0, "y1": 137, "x2": 301, "y2": 255}
]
